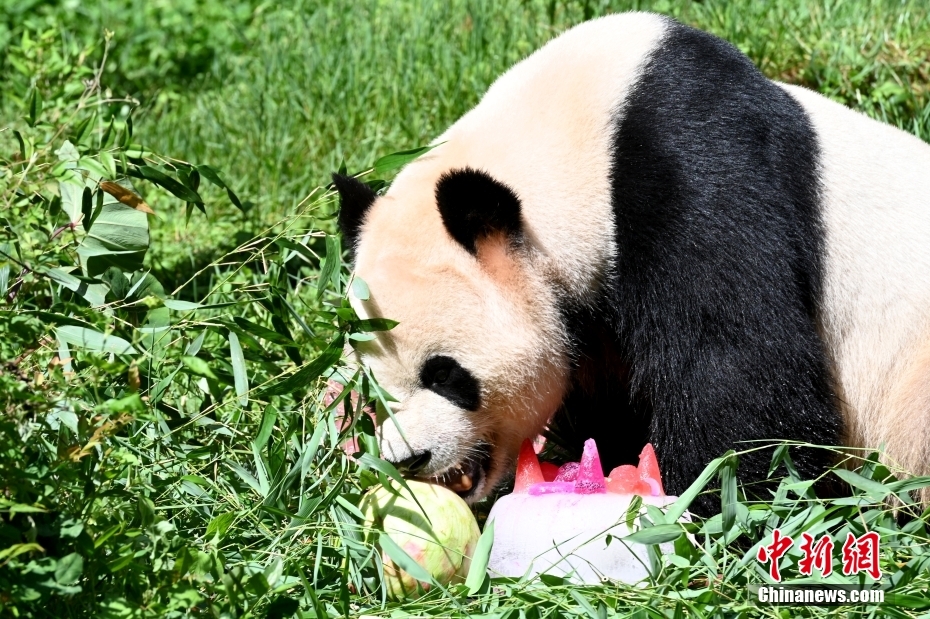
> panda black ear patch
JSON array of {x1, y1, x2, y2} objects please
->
[
  {"x1": 435, "y1": 168, "x2": 523, "y2": 255},
  {"x1": 332, "y1": 173, "x2": 377, "y2": 255}
]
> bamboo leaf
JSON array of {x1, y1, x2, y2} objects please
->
[
  {"x1": 226, "y1": 461, "x2": 265, "y2": 497},
  {"x1": 0, "y1": 543, "x2": 44, "y2": 561},
  {"x1": 351, "y1": 277, "x2": 370, "y2": 301},
  {"x1": 378, "y1": 531, "x2": 437, "y2": 589},
  {"x1": 889, "y1": 476, "x2": 930, "y2": 494},
  {"x1": 569, "y1": 590, "x2": 599, "y2": 619},
  {"x1": 181, "y1": 356, "x2": 218, "y2": 380},
  {"x1": 206, "y1": 513, "x2": 236, "y2": 541},
  {"x1": 665, "y1": 451, "x2": 733, "y2": 522},
  {"x1": 233, "y1": 317, "x2": 295, "y2": 345},
  {"x1": 465, "y1": 519, "x2": 494, "y2": 594},
  {"x1": 71, "y1": 113, "x2": 95, "y2": 142},
  {"x1": 197, "y1": 164, "x2": 243, "y2": 210},
  {"x1": 624, "y1": 524, "x2": 684, "y2": 545},
  {"x1": 56, "y1": 325, "x2": 137, "y2": 355},
  {"x1": 164, "y1": 299, "x2": 201, "y2": 311},
  {"x1": 27, "y1": 88, "x2": 41, "y2": 126},
  {"x1": 885, "y1": 593, "x2": 930, "y2": 609},
  {"x1": 253, "y1": 405, "x2": 277, "y2": 452},
  {"x1": 833, "y1": 468, "x2": 891, "y2": 501},
  {"x1": 135, "y1": 165, "x2": 202, "y2": 203},
  {"x1": 372, "y1": 144, "x2": 439, "y2": 175},
  {"x1": 356, "y1": 454, "x2": 408, "y2": 490},
  {"x1": 720, "y1": 452, "x2": 739, "y2": 534},
  {"x1": 260, "y1": 335, "x2": 344, "y2": 397},
  {"x1": 81, "y1": 186, "x2": 93, "y2": 231},
  {"x1": 356, "y1": 318, "x2": 398, "y2": 332},
  {"x1": 229, "y1": 331, "x2": 249, "y2": 406},
  {"x1": 317, "y1": 236, "x2": 339, "y2": 299}
]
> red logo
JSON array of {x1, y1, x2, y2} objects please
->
[
  {"x1": 842, "y1": 531, "x2": 882, "y2": 579},
  {"x1": 756, "y1": 528, "x2": 794, "y2": 582},
  {"x1": 755, "y1": 530, "x2": 881, "y2": 582},
  {"x1": 798, "y1": 533, "x2": 834, "y2": 577}
]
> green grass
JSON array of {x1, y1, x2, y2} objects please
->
[
  {"x1": 2, "y1": 1, "x2": 930, "y2": 617},
  {"x1": 6, "y1": 0, "x2": 929, "y2": 282},
  {"x1": 141, "y1": 0, "x2": 930, "y2": 197}
]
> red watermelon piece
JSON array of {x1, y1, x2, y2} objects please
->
[
  {"x1": 517, "y1": 439, "x2": 666, "y2": 498},
  {"x1": 638, "y1": 443, "x2": 665, "y2": 496},
  {"x1": 540, "y1": 461, "x2": 560, "y2": 482},
  {"x1": 513, "y1": 438, "x2": 545, "y2": 493},
  {"x1": 606, "y1": 465, "x2": 651, "y2": 495},
  {"x1": 605, "y1": 443, "x2": 665, "y2": 496}
]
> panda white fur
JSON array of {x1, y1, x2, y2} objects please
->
[{"x1": 332, "y1": 13, "x2": 930, "y2": 512}]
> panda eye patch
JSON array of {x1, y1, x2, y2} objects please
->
[{"x1": 419, "y1": 355, "x2": 481, "y2": 411}]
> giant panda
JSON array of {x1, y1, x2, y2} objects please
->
[{"x1": 331, "y1": 12, "x2": 930, "y2": 512}]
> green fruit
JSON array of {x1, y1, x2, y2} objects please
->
[{"x1": 361, "y1": 480, "x2": 480, "y2": 600}]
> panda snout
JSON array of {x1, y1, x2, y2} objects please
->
[{"x1": 393, "y1": 450, "x2": 432, "y2": 475}]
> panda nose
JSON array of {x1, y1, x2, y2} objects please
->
[{"x1": 395, "y1": 451, "x2": 432, "y2": 475}]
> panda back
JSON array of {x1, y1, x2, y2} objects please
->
[
  {"x1": 418, "y1": 12, "x2": 670, "y2": 299},
  {"x1": 780, "y1": 82, "x2": 930, "y2": 456}
]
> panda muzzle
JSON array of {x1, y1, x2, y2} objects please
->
[
  {"x1": 424, "y1": 441, "x2": 493, "y2": 499},
  {"x1": 432, "y1": 464, "x2": 476, "y2": 493}
]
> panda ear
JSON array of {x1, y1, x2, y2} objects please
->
[
  {"x1": 435, "y1": 168, "x2": 523, "y2": 255},
  {"x1": 332, "y1": 173, "x2": 377, "y2": 256}
]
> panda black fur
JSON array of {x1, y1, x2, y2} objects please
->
[{"x1": 333, "y1": 13, "x2": 930, "y2": 513}]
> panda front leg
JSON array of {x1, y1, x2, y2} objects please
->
[{"x1": 625, "y1": 298, "x2": 842, "y2": 516}]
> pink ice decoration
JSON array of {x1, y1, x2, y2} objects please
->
[
  {"x1": 573, "y1": 438, "x2": 607, "y2": 494},
  {"x1": 554, "y1": 462, "x2": 579, "y2": 483},
  {"x1": 527, "y1": 438, "x2": 608, "y2": 495},
  {"x1": 527, "y1": 481, "x2": 576, "y2": 495}
]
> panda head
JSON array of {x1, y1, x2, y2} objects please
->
[{"x1": 332, "y1": 163, "x2": 570, "y2": 502}]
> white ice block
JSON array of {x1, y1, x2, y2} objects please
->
[{"x1": 486, "y1": 492, "x2": 682, "y2": 584}]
